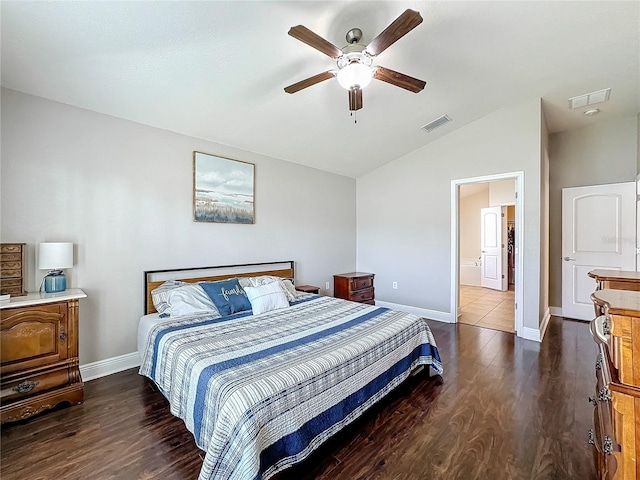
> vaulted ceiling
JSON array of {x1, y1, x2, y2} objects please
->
[{"x1": 2, "y1": 1, "x2": 638, "y2": 177}]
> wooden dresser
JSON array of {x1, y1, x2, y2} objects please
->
[
  {"x1": 589, "y1": 289, "x2": 640, "y2": 480},
  {"x1": 589, "y1": 269, "x2": 640, "y2": 292},
  {"x1": 1, "y1": 289, "x2": 86, "y2": 423},
  {"x1": 334, "y1": 272, "x2": 375, "y2": 305},
  {"x1": 1, "y1": 243, "x2": 27, "y2": 296}
]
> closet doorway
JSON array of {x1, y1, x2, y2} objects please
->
[{"x1": 451, "y1": 172, "x2": 523, "y2": 335}]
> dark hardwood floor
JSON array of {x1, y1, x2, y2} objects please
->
[{"x1": 1, "y1": 317, "x2": 598, "y2": 480}]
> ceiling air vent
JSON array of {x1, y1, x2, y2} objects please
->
[
  {"x1": 569, "y1": 88, "x2": 611, "y2": 109},
  {"x1": 422, "y1": 115, "x2": 452, "y2": 133}
]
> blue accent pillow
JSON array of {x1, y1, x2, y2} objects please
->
[{"x1": 200, "y1": 278, "x2": 252, "y2": 316}]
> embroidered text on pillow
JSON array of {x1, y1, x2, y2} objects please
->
[{"x1": 219, "y1": 284, "x2": 247, "y2": 301}]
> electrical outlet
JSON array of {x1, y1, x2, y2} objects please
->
[
  {"x1": 325, "y1": 281, "x2": 330, "y2": 290},
  {"x1": 392, "y1": 281, "x2": 398, "y2": 289}
]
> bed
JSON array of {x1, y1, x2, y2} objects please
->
[{"x1": 138, "y1": 261, "x2": 443, "y2": 480}]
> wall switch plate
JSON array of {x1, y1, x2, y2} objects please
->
[
  {"x1": 325, "y1": 281, "x2": 330, "y2": 289},
  {"x1": 392, "y1": 281, "x2": 398, "y2": 289}
]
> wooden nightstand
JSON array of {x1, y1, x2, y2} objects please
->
[
  {"x1": 334, "y1": 272, "x2": 375, "y2": 305},
  {"x1": 296, "y1": 285, "x2": 320, "y2": 295},
  {"x1": 0, "y1": 289, "x2": 86, "y2": 423}
]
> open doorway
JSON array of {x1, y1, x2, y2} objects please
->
[{"x1": 451, "y1": 172, "x2": 524, "y2": 336}]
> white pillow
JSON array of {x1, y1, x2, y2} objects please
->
[
  {"x1": 151, "y1": 280, "x2": 187, "y2": 315},
  {"x1": 166, "y1": 283, "x2": 220, "y2": 317},
  {"x1": 244, "y1": 281, "x2": 289, "y2": 315},
  {"x1": 281, "y1": 279, "x2": 300, "y2": 299},
  {"x1": 240, "y1": 275, "x2": 298, "y2": 302}
]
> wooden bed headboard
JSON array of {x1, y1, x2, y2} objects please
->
[{"x1": 144, "y1": 260, "x2": 295, "y2": 315}]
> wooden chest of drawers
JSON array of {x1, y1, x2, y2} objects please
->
[
  {"x1": 590, "y1": 290, "x2": 640, "y2": 480},
  {"x1": 334, "y1": 272, "x2": 375, "y2": 305},
  {"x1": 0, "y1": 289, "x2": 86, "y2": 423},
  {"x1": 589, "y1": 269, "x2": 640, "y2": 292},
  {"x1": 1, "y1": 243, "x2": 26, "y2": 296}
]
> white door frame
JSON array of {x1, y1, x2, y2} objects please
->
[{"x1": 451, "y1": 171, "x2": 525, "y2": 336}]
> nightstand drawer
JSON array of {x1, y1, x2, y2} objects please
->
[
  {"x1": 1, "y1": 261, "x2": 23, "y2": 270},
  {"x1": 1, "y1": 366, "x2": 70, "y2": 403},
  {"x1": 0, "y1": 268, "x2": 22, "y2": 278},
  {"x1": 0, "y1": 253, "x2": 22, "y2": 262},
  {"x1": 350, "y1": 288, "x2": 374, "y2": 302},
  {"x1": 0, "y1": 245, "x2": 22, "y2": 254},
  {"x1": 351, "y1": 277, "x2": 373, "y2": 291},
  {"x1": 1, "y1": 286, "x2": 24, "y2": 295}
]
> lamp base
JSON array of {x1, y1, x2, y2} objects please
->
[{"x1": 44, "y1": 272, "x2": 67, "y2": 293}]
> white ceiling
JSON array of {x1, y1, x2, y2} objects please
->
[{"x1": 2, "y1": 1, "x2": 638, "y2": 178}]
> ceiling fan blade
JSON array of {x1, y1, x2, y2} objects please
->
[
  {"x1": 365, "y1": 9, "x2": 423, "y2": 56},
  {"x1": 288, "y1": 25, "x2": 342, "y2": 59},
  {"x1": 373, "y1": 66, "x2": 426, "y2": 93},
  {"x1": 348, "y1": 87, "x2": 363, "y2": 111},
  {"x1": 284, "y1": 71, "x2": 335, "y2": 94}
]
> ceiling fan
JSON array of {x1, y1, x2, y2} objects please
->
[{"x1": 284, "y1": 9, "x2": 426, "y2": 116}]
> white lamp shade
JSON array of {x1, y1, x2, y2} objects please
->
[
  {"x1": 39, "y1": 242, "x2": 73, "y2": 270},
  {"x1": 337, "y1": 63, "x2": 372, "y2": 90}
]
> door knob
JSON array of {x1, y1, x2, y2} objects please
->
[{"x1": 563, "y1": 256, "x2": 576, "y2": 261}]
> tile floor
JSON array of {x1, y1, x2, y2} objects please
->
[{"x1": 458, "y1": 284, "x2": 515, "y2": 333}]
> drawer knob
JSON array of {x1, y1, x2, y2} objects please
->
[
  {"x1": 598, "y1": 387, "x2": 611, "y2": 403},
  {"x1": 59, "y1": 332, "x2": 67, "y2": 342},
  {"x1": 603, "y1": 317, "x2": 611, "y2": 335},
  {"x1": 588, "y1": 429, "x2": 595, "y2": 445},
  {"x1": 12, "y1": 380, "x2": 39, "y2": 394},
  {"x1": 588, "y1": 396, "x2": 598, "y2": 406},
  {"x1": 603, "y1": 436, "x2": 614, "y2": 455}
]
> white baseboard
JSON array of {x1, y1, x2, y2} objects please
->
[
  {"x1": 539, "y1": 307, "x2": 551, "y2": 341},
  {"x1": 519, "y1": 308, "x2": 550, "y2": 343},
  {"x1": 520, "y1": 325, "x2": 542, "y2": 342},
  {"x1": 375, "y1": 300, "x2": 454, "y2": 323},
  {"x1": 80, "y1": 351, "x2": 141, "y2": 382},
  {"x1": 549, "y1": 306, "x2": 562, "y2": 317},
  {"x1": 549, "y1": 306, "x2": 593, "y2": 322}
]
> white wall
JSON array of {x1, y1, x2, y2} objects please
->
[
  {"x1": 0, "y1": 88, "x2": 357, "y2": 365},
  {"x1": 548, "y1": 116, "x2": 638, "y2": 307},
  {"x1": 357, "y1": 98, "x2": 543, "y2": 330},
  {"x1": 459, "y1": 188, "x2": 489, "y2": 260},
  {"x1": 489, "y1": 180, "x2": 515, "y2": 206}
]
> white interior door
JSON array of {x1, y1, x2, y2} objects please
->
[
  {"x1": 481, "y1": 206, "x2": 505, "y2": 291},
  {"x1": 562, "y1": 182, "x2": 636, "y2": 320}
]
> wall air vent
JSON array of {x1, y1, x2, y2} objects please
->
[
  {"x1": 569, "y1": 88, "x2": 611, "y2": 109},
  {"x1": 421, "y1": 115, "x2": 452, "y2": 133}
]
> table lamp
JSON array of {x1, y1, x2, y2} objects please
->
[{"x1": 39, "y1": 242, "x2": 73, "y2": 293}]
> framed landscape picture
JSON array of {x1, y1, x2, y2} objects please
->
[{"x1": 193, "y1": 151, "x2": 255, "y2": 224}]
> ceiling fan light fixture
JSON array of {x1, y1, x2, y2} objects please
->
[{"x1": 337, "y1": 63, "x2": 372, "y2": 90}]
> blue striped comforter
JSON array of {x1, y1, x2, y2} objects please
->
[{"x1": 139, "y1": 294, "x2": 442, "y2": 480}]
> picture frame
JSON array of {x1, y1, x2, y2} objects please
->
[{"x1": 193, "y1": 151, "x2": 255, "y2": 224}]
